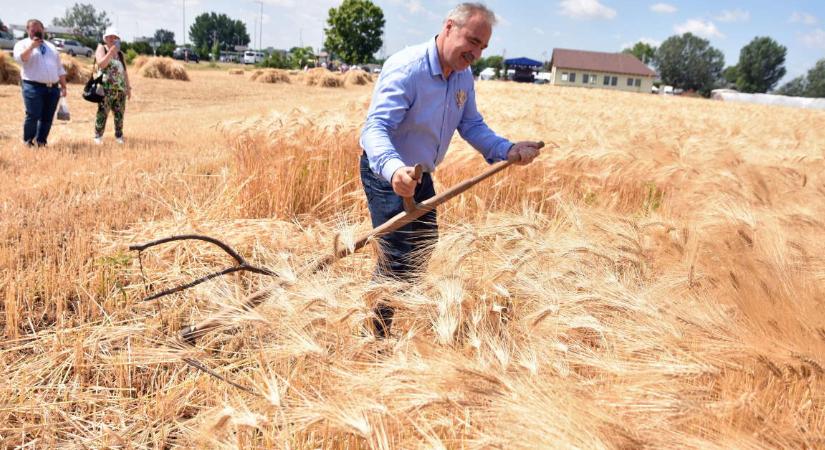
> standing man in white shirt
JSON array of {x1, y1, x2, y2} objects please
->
[{"x1": 13, "y1": 19, "x2": 67, "y2": 147}]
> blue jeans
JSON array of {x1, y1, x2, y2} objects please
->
[
  {"x1": 22, "y1": 81, "x2": 61, "y2": 146},
  {"x1": 360, "y1": 152, "x2": 438, "y2": 336}
]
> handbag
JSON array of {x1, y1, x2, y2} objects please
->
[{"x1": 82, "y1": 58, "x2": 105, "y2": 103}]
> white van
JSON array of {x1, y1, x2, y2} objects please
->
[{"x1": 243, "y1": 51, "x2": 264, "y2": 64}]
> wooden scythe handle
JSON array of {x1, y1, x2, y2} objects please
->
[{"x1": 180, "y1": 141, "x2": 545, "y2": 344}]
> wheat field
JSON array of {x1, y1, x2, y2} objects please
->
[{"x1": 0, "y1": 68, "x2": 823, "y2": 448}]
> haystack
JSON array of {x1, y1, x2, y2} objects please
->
[
  {"x1": 343, "y1": 69, "x2": 372, "y2": 86},
  {"x1": 249, "y1": 69, "x2": 265, "y2": 81},
  {"x1": 138, "y1": 57, "x2": 189, "y2": 81},
  {"x1": 132, "y1": 55, "x2": 150, "y2": 70},
  {"x1": 60, "y1": 53, "x2": 92, "y2": 83},
  {"x1": 228, "y1": 68, "x2": 244, "y2": 75},
  {"x1": 0, "y1": 52, "x2": 21, "y2": 85},
  {"x1": 305, "y1": 67, "x2": 343, "y2": 88},
  {"x1": 252, "y1": 69, "x2": 290, "y2": 84}
]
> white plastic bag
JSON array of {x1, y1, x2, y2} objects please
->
[{"x1": 56, "y1": 97, "x2": 71, "y2": 121}]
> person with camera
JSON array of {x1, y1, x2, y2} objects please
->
[
  {"x1": 93, "y1": 27, "x2": 131, "y2": 145},
  {"x1": 13, "y1": 19, "x2": 67, "y2": 147}
]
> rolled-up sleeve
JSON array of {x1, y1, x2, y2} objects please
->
[
  {"x1": 457, "y1": 85, "x2": 512, "y2": 164},
  {"x1": 360, "y1": 66, "x2": 414, "y2": 182}
]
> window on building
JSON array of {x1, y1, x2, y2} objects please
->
[
  {"x1": 582, "y1": 74, "x2": 589, "y2": 83},
  {"x1": 635, "y1": 78, "x2": 641, "y2": 87},
  {"x1": 611, "y1": 76, "x2": 618, "y2": 86},
  {"x1": 561, "y1": 72, "x2": 568, "y2": 81},
  {"x1": 603, "y1": 76, "x2": 610, "y2": 86},
  {"x1": 627, "y1": 78, "x2": 634, "y2": 86},
  {"x1": 589, "y1": 74, "x2": 597, "y2": 84},
  {"x1": 569, "y1": 72, "x2": 576, "y2": 82}
]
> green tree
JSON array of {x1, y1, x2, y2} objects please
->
[
  {"x1": 153, "y1": 29, "x2": 175, "y2": 45},
  {"x1": 776, "y1": 75, "x2": 808, "y2": 97},
  {"x1": 189, "y1": 12, "x2": 250, "y2": 51},
  {"x1": 324, "y1": 0, "x2": 385, "y2": 64},
  {"x1": 53, "y1": 3, "x2": 111, "y2": 39},
  {"x1": 721, "y1": 66, "x2": 739, "y2": 86},
  {"x1": 735, "y1": 36, "x2": 786, "y2": 93},
  {"x1": 260, "y1": 52, "x2": 290, "y2": 69},
  {"x1": 805, "y1": 59, "x2": 825, "y2": 97},
  {"x1": 156, "y1": 42, "x2": 176, "y2": 57},
  {"x1": 654, "y1": 32, "x2": 725, "y2": 96},
  {"x1": 623, "y1": 41, "x2": 656, "y2": 65},
  {"x1": 289, "y1": 46, "x2": 315, "y2": 69}
]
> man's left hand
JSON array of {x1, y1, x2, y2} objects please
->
[{"x1": 507, "y1": 141, "x2": 542, "y2": 165}]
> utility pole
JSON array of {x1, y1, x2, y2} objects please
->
[
  {"x1": 182, "y1": 0, "x2": 186, "y2": 46},
  {"x1": 253, "y1": 0, "x2": 263, "y2": 50}
]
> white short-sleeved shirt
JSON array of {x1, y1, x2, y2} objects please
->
[{"x1": 13, "y1": 38, "x2": 67, "y2": 84}]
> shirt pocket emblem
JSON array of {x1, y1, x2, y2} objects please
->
[{"x1": 455, "y1": 89, "x2": 467, "y2": 108}]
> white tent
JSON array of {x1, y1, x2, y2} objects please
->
[{"x1": 711, "y1": 89, "x2": 825, "y2": 111}]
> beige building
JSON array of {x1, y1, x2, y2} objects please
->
[{"x1": 549, "y1": 48, "x2": 657, "y2": 93}]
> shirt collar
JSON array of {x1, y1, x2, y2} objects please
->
[{"x1": 427, "y1": 36, "x2": 444, "y2": 79}]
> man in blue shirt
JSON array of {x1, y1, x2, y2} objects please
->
[
  {"x1": 360, "y1": 2, "x2": 542, "y2": 338},
  {"x1": 13, "y1": 19, "x2": 67, "y2": 147}
]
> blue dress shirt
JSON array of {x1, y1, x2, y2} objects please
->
[{"x1": 360, "y1": 37, "x2": 513, "y2": 182}]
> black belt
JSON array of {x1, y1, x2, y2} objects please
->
[{"x1": 23, "y1": 80, "x2": 59, "y2": 88}]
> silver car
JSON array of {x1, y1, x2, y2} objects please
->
[
  {"x1": 0, "y1": 30, "x2": 16, "y2": 51},
  {"x1": 52, "y1": 38, "x2": 93, "y2": 57}
]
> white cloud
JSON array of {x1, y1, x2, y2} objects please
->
[
  {"x1": 789, "y1": 12, "x2": 818, "y2": 26},
  {"x1": 801, "y1": 28, "x2": 825, "y2": 49},
  {"x1": 650, "y1": 3, "x2": 676, "y2": 14},
  {"x1": 558, "y1": 0, "x2": 617, "y2": 20},
  {"x1": 674, "y1": 19, "x2": 724, "y2": 39},
  {"x1": 715, "y1": 9, "x2": 750, "y2": 23},
  {"x1": 533, "y1": 27, "x2": 545, "y2": 35}
]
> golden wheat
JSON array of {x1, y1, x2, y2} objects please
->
[{"x1": 0, "y1": 70, "x2": 823, "y2": 447}]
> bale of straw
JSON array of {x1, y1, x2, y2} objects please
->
[
  {"x1": 254, "y1": 69, "x2": 290, "y2": 84},
  {"x1": 343, "y1": 69, "x2": 372, "y2": 86},
  {"x1": 0, "y1": 52, "x2": 21, "y2": 85},
  {"x1": 249, "y1": 69, "x2": 265, "y2": 81},
  {"x1": 132, "y1": 55, "x2": 150, "y2": 70},
  {"x1": 137, "y1": 57, "x2": 190, "y2": 81},
  {"x1": 228, "y1": 68, "x2": 244, "y2": 75},
  {"x1": 59, "y1": 53, "x2": 92, "y2": 84},
  {"x1": 305, "y1": 67, "x2": 343, "y2": 88}
]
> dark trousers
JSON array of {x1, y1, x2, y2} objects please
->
[
  {"x1": 22, "y1": 82, "x2": 61, "y2": 146},
  {"x1": 360, "y1": 152, "x2": 438, "y2": 337}
]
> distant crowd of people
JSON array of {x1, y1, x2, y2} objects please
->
[{"x1": 13, "y1": 19, "x2": 130, "y2": 146}]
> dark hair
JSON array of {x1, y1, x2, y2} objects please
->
[{"x1": 26, "y1": 19, "x2": 44, "y2": 30}]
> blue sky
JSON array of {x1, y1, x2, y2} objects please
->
[{"x1": 2, "y1": 0, "x2": 823, "y2": 82}]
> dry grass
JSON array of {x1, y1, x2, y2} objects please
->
[
  {"x1": 250, "y1": 68, "x2": 290, "y2": 84},
  {"x1": 132, "y1": 55, "x2": 150, "y2": 70},
  {"x1": 137, "y1": 57, "x2": 190, "y2": 81},
  {"x1": 59, "y1": 53, "x2": 92, "y2": 84},
  {"x1": 306, "y1": 67, "x2": 344, "y2": 88},
  {"x1": 228, "y1": 68, "x2": 244, "y2": 75},
  {"x1": 343, "y1": 69, "x2": 372, "y2": 86},
  {"x1": 0, "y1": 71, "x2": 824, "y2": 447},
  {"x1": 0, "y1": 52, "x2": 20, "y2": 84}
]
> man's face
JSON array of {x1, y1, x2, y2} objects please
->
[
  {"x1": 441, "y1": 13, "x2": 491, "y2": 73},
  {"x1": 27, "y1": 22, "x2": 44, "y2": 39}
]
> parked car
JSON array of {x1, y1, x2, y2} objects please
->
[
  {"x1": 172, "y1": 47, "x2": 199, "y2": 63},
  {"x1": 52, "y1": 38, "x2": 93, "y2": 57},
  {"x1": 0, "y1": 30, "x2": 16, "y2": 51},
  {"x1": 479, "y1": 67, "x2": 496, "y2": 80},
  {"x1": 243, "y1": 50, "x2": 264, "y2": 65}
]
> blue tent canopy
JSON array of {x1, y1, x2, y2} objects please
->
[{"x1": 504, "y1": 57, "x2": 542, "y2": 68}]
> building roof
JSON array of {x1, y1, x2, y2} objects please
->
[
  {"x1": 550, "y1": 48, "x2": 657, "y2": 77},
  {"x1": 505, "y1": 57, "x2": 542, "y2": 68}
]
